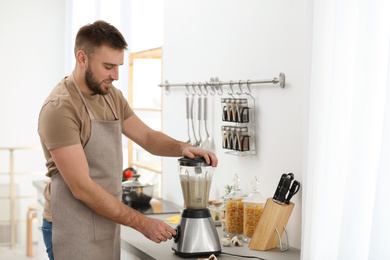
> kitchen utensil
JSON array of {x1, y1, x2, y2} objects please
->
[
  {"x1": 122, "y1": 174, "x2": 154, "y2": 207},
  {"x1": 272, "y1": 173, "x2": 299, "y2": 205},
  {"x1": 202, "y1": 97, "x2": 211, "y2": 150},
  {"x1": 285, "y1": 180, "x2": 300, "y2": 205},
  {"x1": 190, "y1": 96, "x2": 200, "y2": 147},
  {"x1": 172, "y1": 157, "x2": 221, "y2": 257},
  {"x1": 197, "y1": 96, "x2": 203, "y2": 147},
  {"x1": 185, "y1": 96, "x2": 192, "y2": 144}
]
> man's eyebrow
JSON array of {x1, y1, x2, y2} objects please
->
[{"x1": 103, "y1": 62, "x2": 124, "y2": 66}]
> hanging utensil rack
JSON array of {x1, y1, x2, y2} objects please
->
[
  {"x1": 159, "y1": 73, "x2": 285, "y2": 95},
  {"x1": 159, "y1": 72, "x2": 286, "y2": 156}
]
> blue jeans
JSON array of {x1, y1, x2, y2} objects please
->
[{"x1": 42, "y1": 219, "x2": 54, "y2": 260}]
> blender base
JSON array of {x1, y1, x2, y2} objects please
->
[{"x1": 172, "y1": 209, "x2": 221, "y2": 258}]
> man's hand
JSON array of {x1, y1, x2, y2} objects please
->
[
  {"x1": 181, "y1": 146, "x2": 218, "y2": 167},
  {"x1": 123, "y1": 115, "x2": 218, "y2": 167},
  {"x1": 135, "y1": 216, "x2": 177, "y2": 243}
]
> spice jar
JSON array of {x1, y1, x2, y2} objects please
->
[
  {"x1": 209, "y1": 201, "x2": 223, "y2": 223},
  {"x1": 242, "y1": 177, "x2": 266, "y2": 243},
  {"x1": 221, "y1": 126, "x2": 229, "y2": 149},
  {"x1": 221, "y1": 98, "x2": 228, "y2": 121},
  {"x1": 224, "y1": 174, "x2": 246, "y2": 238},
  {"x1": 237, "y1": 98, "x2": 250, "y2": 123},
  {"x1": 237, "y1": 127, "x2": 250, "y2": 151}
]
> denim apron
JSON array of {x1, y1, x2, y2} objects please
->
[{"x1": 51, "y1": 75, "x2": 123, "y2": 260}]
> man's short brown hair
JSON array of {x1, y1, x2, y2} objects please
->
[{"x1": 74, "y1": 20, "x2": 128, "y2": 59}]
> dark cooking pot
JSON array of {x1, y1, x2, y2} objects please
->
[{"x1": 122, "y1": 174, "x2": 154, "y2": 207}]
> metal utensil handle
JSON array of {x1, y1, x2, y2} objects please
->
[
  {"x1": 204, "y1": 97, "x2": 207, "y2": 120},
  {"x1": 191, "y1": 97, "x2": 198, "y2": 142},
  {"x1": 198, "y1": 97, "x2": 202, "y2": 120},
  {"x1": 186, "y1": 96, "x2": 189, "y2": 119}
]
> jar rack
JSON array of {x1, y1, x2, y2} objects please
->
[
  {"x1": 221, "y1": 92, "x2": 257, "y2": 156},
  {"x1": 159, "y1": 73, "x2": 286, "y2": 156}
]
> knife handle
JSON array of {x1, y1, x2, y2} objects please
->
[{"x1": 285, "y1": 180, "x2": 300, "y2": 205}]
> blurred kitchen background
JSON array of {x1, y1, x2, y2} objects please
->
[{"x1": 1, "y1": 0, "x2": 390, "y2": 260}]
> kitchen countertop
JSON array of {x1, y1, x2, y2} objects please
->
[
  {"x1": 121, "y1": 213, "x2": 300, "y2": 260},
  {"x1": 33, "y1": 181, "x2": 300, "y2": 259}
]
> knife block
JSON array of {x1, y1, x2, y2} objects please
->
[{"x1": 248, "y1": 198, "x2": 294, "y2": 251}]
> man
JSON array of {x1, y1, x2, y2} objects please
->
[{"x1": 38, "y1": 20, "x2": 217, "y2": 260}]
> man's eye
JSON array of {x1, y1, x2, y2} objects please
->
[{"x1": 106, "y1": 66, "x2": 113, "y2": 70}]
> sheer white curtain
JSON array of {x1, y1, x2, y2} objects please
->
[{"x1": 302, "y1": 0, "x2": 390, "y2": 259}]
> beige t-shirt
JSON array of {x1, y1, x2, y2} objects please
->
[{"x1": 38, "y1": 77, "x2": 134, "y2": 221}]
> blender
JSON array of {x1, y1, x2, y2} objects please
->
[{"x1": 172, "y1": 157, "x2": 221, "y2": 257}]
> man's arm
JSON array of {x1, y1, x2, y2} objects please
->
[
  {"x1": 50, "y1": 144, "x2": 176, "y2": 243},
  {"x1": 122, "y1": 114, "x2": 218, "y2": 166}
]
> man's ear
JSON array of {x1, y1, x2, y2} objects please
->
[{"x1": 76, "y1": 50, "x2": 88, "y2": 69}]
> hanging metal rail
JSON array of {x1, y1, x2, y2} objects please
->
[{"x1": 159, "y1": 72, "x2": 285, "y2": 95}]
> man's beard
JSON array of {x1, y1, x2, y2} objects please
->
[{"x1": 85, "y1": 66, "x2": 111, "y2": 95}]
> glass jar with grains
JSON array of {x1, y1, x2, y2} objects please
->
[
  {"x1": 242, "y1": 177, "x2": 266, "y2": 243},
  {"x1": 224, "y1": 174, "x2": 246, "y2": 238}
]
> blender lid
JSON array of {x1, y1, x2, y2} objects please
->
[{"x1": 178, "y1": 157, "x2": 211, "y2": 167}]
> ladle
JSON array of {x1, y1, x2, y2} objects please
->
[
  {"x1": 197, "y1": 96, "x2": 203, "y2": 147},
  {"x1": 185, "y1": 96, "x2": 191, "y2": 144},
  {"x1": 190, "y1": 96, "x2": 200, "y2": 147},
  {"x1": 201, "y1": 97, "x2": 211, "y2": 150}
]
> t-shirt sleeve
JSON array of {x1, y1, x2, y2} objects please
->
[
  {"x1": 114, "y1": 88, "x2": 134, "y2": 121},
  {"x1": 38, "y1": 99, "x2": 81, "y2": 150}
]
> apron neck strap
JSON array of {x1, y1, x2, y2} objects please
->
[{"x1": 70, "y1": 73, "x2": 119, "y2": 120}]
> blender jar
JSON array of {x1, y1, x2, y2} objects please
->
[
  {"x1": 224, "y1": 174, "x2": 246, "y2": 238},
  {"x1": 178, "y1": 157, "x2": 213, "y2": 210},
  {"x1": 242, "y1": 177, "x2": 266, "y2": 243}
]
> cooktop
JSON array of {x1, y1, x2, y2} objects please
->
[{"x1": 123, "y1": 198, "x2": 182, "y2": 215}]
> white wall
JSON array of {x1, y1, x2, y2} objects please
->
[
  {"x1": 0, "y1": 0, "x2": 67, "y2": 148},
  {"x1": 162, "y1": 0, "x2": 308, "y2": 249},
  {"x1": 0, "y1": 0, "x2": 67, "y2": 245}
]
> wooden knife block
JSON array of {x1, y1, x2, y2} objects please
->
[{"x1": 249, "y1": 198, "x2": 294, "y2": 251}]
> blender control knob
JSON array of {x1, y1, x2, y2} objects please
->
[{"x1": 173, "y1": 225, "x2": 181, "y2": 243}]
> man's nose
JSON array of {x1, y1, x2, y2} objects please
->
[{"x1": 110, "y1": 67, "x2": 119, "y2": 81}]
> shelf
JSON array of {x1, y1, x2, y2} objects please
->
[
  {"x1": 128, "y1": 161, "x2": 162, "y2": 174},
  {"x1": 128, "y1": 47, "x2": 163, "y2": 171}
]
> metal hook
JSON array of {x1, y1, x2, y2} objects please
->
[
  {"x1": 185, "y1": 83, "x2": 191, "y2": 96},
  {"x1": 245, "y1": 80, "x2": 252, "y2": 94},
  {"x1": 201, "y1": 82, "x2": 209, "y2": 96},
  {"x1": 164, "y1": 80, "x2": 170, "y2": 95},
  {"x1": 208, "y1": 81, "x2": 216, "y2": 96},
  {"x1": 197, "y1": 82, "x2": 206, "y2": 96},
  {"x1": 194, "y1": 83, "x2": 202, "y2": 96},
  {"x1": 237, "y1": 80, "x2": 243, "y2": 95},
  {"x1": 215, "y1": 77, "x2": 223, "y2": 95},
  {"x1": 208, "y1": 78, "x2": 216, "y2": 96},
  {"x1": 228, "y1": 80, "x2": 234, "y2": 95},
  {"x1": 191, "y1": 83, "x2": 199, "y2": 96}
]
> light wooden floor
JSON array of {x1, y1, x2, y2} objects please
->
[{"x1": 0, "y1": 244, "x2": 39, "y2": 260}]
